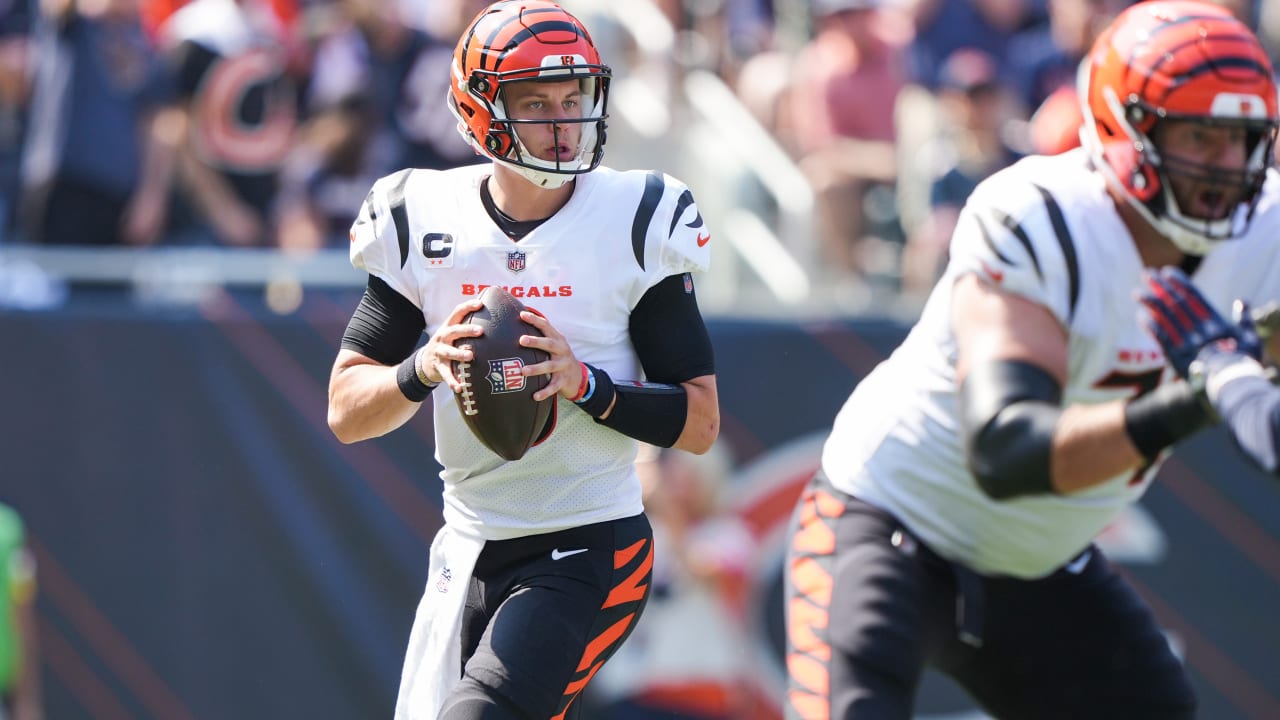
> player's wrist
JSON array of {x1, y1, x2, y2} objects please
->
[
  {"x1": 396, "y1": 348, "x2": 438, "y2": 403},
  {"x1": 1123, "y1": 381, "x2": 1215, "y2": 461},
  {"x1": 568, "y1": 362, "x2": 590, "y2": 402},
  {"x1": 574, "y1": 364, "x2": 614, "y2": 418}
]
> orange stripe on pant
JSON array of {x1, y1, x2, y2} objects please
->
[
  {"x1": 786, "y1": 487, "x2": 841, "y2": 720},
  {"x1": 551, "y1": 538, "x2": 654, "y2": 720}
]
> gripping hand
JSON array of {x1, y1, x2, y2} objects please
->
[{"x1": 1138, "y1": 266, "x2": 1262, "y2": 381}]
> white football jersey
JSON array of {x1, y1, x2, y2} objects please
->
[
  {"x1": 349, "y1": 163, "x2": 712, "y2": 541},
  {"x1": 823, "y1": 149, "x2": 1280, "y2": 578}
]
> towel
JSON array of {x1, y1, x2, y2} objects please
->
[{"x1": 394, "y1": 524, "x2": 486, "y2": 719}]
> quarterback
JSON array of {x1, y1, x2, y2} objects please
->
[
  {"x1": 326, "y1": 2, "x2": 719, "y2": 718},
  {"x1": 785, "y1": 3, "x2": 1280, "y2": 718}
]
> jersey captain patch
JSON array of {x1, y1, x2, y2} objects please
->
[{"x1": 423, "y1": 232, "x2": 455, "y2": 268}]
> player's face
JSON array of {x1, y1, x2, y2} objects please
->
[
  {"x1": 503, "y1": 79, "x2": 585, "y2": 164},
  {"x1": 1155, "y1": 119, "x2": 1252, "y2": 221}
]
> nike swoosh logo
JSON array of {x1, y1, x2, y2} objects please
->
[
  {"x1": 978, "y1": 259, "x2": 1003, "y2": 283},
  {"x1": 551, "y1": 548, "x2": 589, "y2": 561},
  {"x1": 696, "y1": 233, "x2": 711, "y2": 247}
]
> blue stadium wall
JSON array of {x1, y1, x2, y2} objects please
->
[{"x1": 2, "y1": 289, "x2": 1279, "y2": 720}]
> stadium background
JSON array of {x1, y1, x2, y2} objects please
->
[
  {"x1": 2, "y1": 290, "x2": 1279, "y2": 719},
  {"x1": 2, "y1": 0, "x2": 1280, "y2": 718}
]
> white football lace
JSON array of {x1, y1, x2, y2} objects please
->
[{"x1": 457, "y1": 361, "x2": 477, "y2": 416}]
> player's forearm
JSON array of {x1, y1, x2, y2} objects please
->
[
  {"x1": 671, "y1": 375, "x2": 720, "y2": 454},
  {"x1": 327, "y1": 363, "x2": 422, "y2": 444},
  {"x1": 1050, "y1": 401, "x2": 1148, "y2": 493}
]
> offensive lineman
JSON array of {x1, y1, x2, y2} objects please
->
[
  {"x1": 326, "y1": 2, "x2": 719, "y2": 718},
  {"x1": 784, "y1": 3, "x2": 1280, "y2": 718}
]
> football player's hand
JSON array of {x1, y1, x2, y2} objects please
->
[
  {"x1": 1138, "y1": 266, "x2": 1262, "y2": 381},
  {"x1": 517, "y1": 309, "x2": 584, "y2": 403},
  {"x1": 417, "y1": 299, "x2": 485, "y2": 392}
]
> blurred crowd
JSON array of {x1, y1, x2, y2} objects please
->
[
  {"x1": 0, "y1": 0, "x2": 492, "y2": 252},
  {"x1": 0, "y1": 0, "x2": 1277, "y2": 299},
  {"x1": 698, "y1": 0, "x2": 1275, "y2": 296}
]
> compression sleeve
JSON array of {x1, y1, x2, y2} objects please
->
[
  {"x1": 629, "y1": 273, "x2": 715, "y2": 382},
  {"x1": 340, "y1": 276, "x2": 426, "y2": 365},
  {"x1": 573, "y1": 274, "x2": 714, "y2": 447},
  {"x1": 957, "y1": 359, "x2": 1062, "y2": 499}
]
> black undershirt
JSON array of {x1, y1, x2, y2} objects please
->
[{"x1": 481, "y1": 177, "x2": 552, "y2": 239}]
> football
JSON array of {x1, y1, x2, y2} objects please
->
[{"x1": 452, "y1": 286, "x2": 556, "y2": 461}]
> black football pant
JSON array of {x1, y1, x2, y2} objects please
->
[
  {"x1": 784, "y1": 472, "x2": 1196, "y2": 719},
  {"x1": 440, "y1": 513, "x2": 653, "y2": 719}
]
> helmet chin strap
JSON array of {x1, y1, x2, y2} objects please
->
[{"x1": 504, "y1": 159, "x2": 578, "y2": 189}]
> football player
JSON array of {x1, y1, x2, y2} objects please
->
[
  {"x1": 325, "y1": 2, "x2": 719, "y2": 718},
  {"x1": 784, "y1": 2, "x2": 1280, "y2": 718},
  {"x1": 1140, "y1": 266, "x2": 1280, "y2": 476}
]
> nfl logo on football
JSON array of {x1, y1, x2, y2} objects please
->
[
  {"x1": 487, "y1": 358, "x2": 527, "y2": 393},
  {"x1": 507, "y1": 250, "x2": 526, "y2": 273}
]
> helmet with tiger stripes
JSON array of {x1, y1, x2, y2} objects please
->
[
  {"x1": 1080, "y1": 0, "x2": 1279, "y2": 255},
  {"x1": 449, "y1": 1, "x2": 610, "y2": 189}
]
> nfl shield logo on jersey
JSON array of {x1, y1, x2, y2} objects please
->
[
  {"x1": 487, "y1": 358, "x2": 526, "y2": 393},
  {"x1": 507, "y1": 250, "x2": 527, "y2": 273}
]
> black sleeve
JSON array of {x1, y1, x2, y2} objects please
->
[
  {"x1": 340, "y1": 276, "x2": 426, "y2": 365},
  {"x1": 629, "y1": 273, "x2": 715, "y2": 383}
]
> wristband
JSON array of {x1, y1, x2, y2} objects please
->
[
  {"x1": 396, "y1": 349, "x2": 438, "y2": 403},
  {"x1": 574, "y1": 364, "x2": 615, "y2": 418},
  {"x1": 569, "y1": 362, "x2": 590, "y2": 403},
  {"x1": 575, "y1": 365, "x2": 598, "y2": 404},
  {"x1": 1123, "y1": 381, "x2": 1213, "y2": 461}
]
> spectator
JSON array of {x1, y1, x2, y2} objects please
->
[
  {"x1": 154, "y1": 0, "x2": 299, "y2": 247},
  {"x1": 1017, "y1": 0, "x2": 1132, "y2": 156},
  {"x1": 781, "y1": 0, "x2": 911, "y2": 279},
  {"x1": 0, "y1": 502, "x2": 41, "y2": 720},
  {"x1": 19, "y1": 0, "x2": 176, "y2": 246},
  {"x1": 0, "y1": 0, "x2": 32, "y2": 242},
  {"x1": 901, "y1": 47, "x2": 1023, "y2": 296},
  {"x1": 905, "y1": 0, "x2": 1041, "y2": 91},
  {"x1": 275, "y1": 0, "x2": 480, "y2": 250}
]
